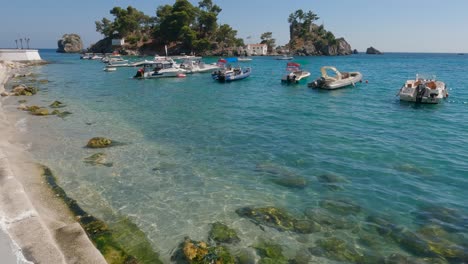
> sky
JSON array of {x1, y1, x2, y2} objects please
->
[{"x1": 1, "y1": 0, "x2": 468, "y2": 53}]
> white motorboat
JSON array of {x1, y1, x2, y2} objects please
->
[
  {"x1": 397, "y1": 74, "x2": 448, "y2": 104},
  {"x1": 276, "y1": 55, "x2": 294, "y2": 60},
  {"x1": 308, "y1": 66, "x2": 362, "y2": 89},
  {"x1": 133, "y1": 61, "x2": 187, "y2": 79},
  {"x1": 103, "y1": 67, "x2": 117, "y2": 72},
  {"x1": 212, "y1": 67, "x2": 251, "y2": 82},
  {"x1": 238, "y1": 56, "x2": 253, "y2": 62},
  {"x1": 180, "y1": 59, "x2": 220, "y2": 73},
  {"x1": 281, "y1": 62, "x2": 310, "y2": 84}
]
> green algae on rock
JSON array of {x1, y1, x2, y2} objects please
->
[
  {"x1": 209, "y1": 222, "x2": 240, "y2": 244},
  {"x1": 253, "y1": 241, "x2": 289, "y2": 264},
  {"x1": 40, "y1": 165, "x2": 163, "y2": 264},
  {"x1": 235, "y1": 206, "x2": 318, "y2": 234},
  {"x1": 171, "y1": 237, "x2": 236, "y2": 264},
  {"x1": 86, "y1": 137, "x2": 113, "y2": 148},
  {"x1": 50, "y1": 100, "x2": 66, "y2": 108}
]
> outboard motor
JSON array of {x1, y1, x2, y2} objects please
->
[
  {"x1": 308, "y1": 77, "x2": 326, "y2": 88},
  {"x1": 415, "y1": 83, "x2": 426, "y2": 103}
]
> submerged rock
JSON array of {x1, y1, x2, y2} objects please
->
[
  {"x1": 253, "y1": 240, "x2": 289, "y2": 264},
  {"x1": 309, "y1": 236, "x2": 370, "y2": 263},
  {"x1": 236, "y1": 206, "x2": 318, "y2": 234},
  {"x1": 56, "y1": 111, "x2": 72, "y2": 118},
  {"x1": 256, "y1": 163, "x2": 308, "y2": 189},
  {"x1": 319, "y1": 199, "x2": 361, "y2": 216},
  {"x1": 11, "y1": 84, "x2": 38, "y2": 96},
  {"x1": 30, "y1": 107, "x2": 49, "y2": 116},
  {"x1": 40, "y1": 165, "x2": 163, "y2": 263},
  {"x1": 271, "y1": 176, "x2": 308, "y2": 189},
  {"x1": 50, "y1": 100, "x2": 66, "y2": 108},
  {"x1": 83, "y1": 153, "x2": 113, "y2": 167},
  {"x1": 171, "y1": 237, "x2": 235, "y2": 264},
  {"x1": 209, "y1": 222, "x2": 240, "y2": 244},
  {"x1": 317, "y1": 173, "x2": 347, "y2": 191},
  {"x1": 86, "y1": 137, "x2": 113, "y2": 148}
]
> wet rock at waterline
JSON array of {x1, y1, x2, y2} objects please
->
[
  {"x1": 86, "y1": 137, "x2": 113, "y2": 148},
  {"x1": 171, "y1": 237, "x2": 236, "y2": 263},
  {"x1": 208, "y1": 222, "x2": 240, "y2": 244},
  {"x1": 50, "y1": 100, "x2": 66, "y2": 108}
]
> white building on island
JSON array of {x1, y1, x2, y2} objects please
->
[{"x1": 246, "y1": 44, "x2": 267, "y2": 56}]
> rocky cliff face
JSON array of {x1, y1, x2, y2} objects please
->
[
  {"x1": 57, "y1": 34, "x2": 83, "y2": 53},
  {"x1": 289, "y1": 24, "x2": 352, "y2": 56}
]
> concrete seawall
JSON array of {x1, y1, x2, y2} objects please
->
[{"x1": 0, "y1": 49, "x2": 42, "y2": 61}]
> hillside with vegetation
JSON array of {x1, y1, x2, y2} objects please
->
[
  {"x1": 287, "y1": 9, "x2": 352, "y2": 56},
  {"x1": 89, "y1": 0, "x2": 243, "y2": 56},
  {"x1": 88, "y1": 2, "x2": 352, "y2": 56}
]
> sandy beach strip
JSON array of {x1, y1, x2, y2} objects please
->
[{"x1": 0, "y1": 62, "x2": 107, "y2": 264}]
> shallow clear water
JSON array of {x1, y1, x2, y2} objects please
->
[{"x1": 6, "y1": 50, "x2": 468, "y2": 262}]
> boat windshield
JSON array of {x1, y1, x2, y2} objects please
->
[{"x1": 416, "y1": 74, "x2": 436, "y2": 81}]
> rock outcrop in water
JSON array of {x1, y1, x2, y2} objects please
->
[
  {"x1": 57, "y1": 34, "x2": 83, "y2": 53},
  {"x1": 366, "y1": 46, "x2": 383, "y2": 54}
]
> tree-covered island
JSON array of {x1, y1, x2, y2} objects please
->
[{"x1": 88, "y1": 0, "x2": 352, "y2": 56}]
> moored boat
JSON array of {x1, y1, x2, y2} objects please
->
[
  {"x1": 212, "y1": 67, "x2": 251, "y2": 82},
  {"x1": 211, "y1": 58, "x2": 251, "y2": 82},
  {"x1": 397, "y1": 74, "x2": 448, "y2": 104},
  {"x1": 275, "y1": 55, "x2": 294, "y2": 60},
  {"x1": 180, "y1": 59, "x2": 220, "y2": 73},
  {"x1": 281, "y1": 62, "x2": 310, "y2": 84},
  {"x1": 308, "y1": 66, "x2": 362, "y2": 89},
  {"x1": 133, "y1": 61, "x2": 187, "y2": 79}
]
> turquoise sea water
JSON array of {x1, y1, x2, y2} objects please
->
[{"x1": 6, "y1": 50, "x2": 468, "y2": 263}]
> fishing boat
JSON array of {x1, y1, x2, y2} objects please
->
[
  {"x1": 133, "y1": 61, "x2": 187, "y2": 79},
  {"x1": 281, "y1": 62, "x2": 310, "y2": 84},
  {"x1": 308, "y1": 66, "x2": 362, "y2": 89},
  {"x1": 180, "y1": 59, "x2": 220, "y2": 73},
  {"x1": 397, "y1": 74, "x2": 448, "y2": 104}
]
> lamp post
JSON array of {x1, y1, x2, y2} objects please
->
[{"x1": 15, "y1": 39, "x2": 18, "y2": 49}]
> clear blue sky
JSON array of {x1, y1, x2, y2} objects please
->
[{"x1": 1, "y1": 0, "x2": 467, "y2": 53}]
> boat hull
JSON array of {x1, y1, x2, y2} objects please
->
[
  {"x1": 398, "y1": 80, "x2": 447, "y2": 104},
  {"x1": 309, "y1": 72, "x2": 362, "y2": 89}
]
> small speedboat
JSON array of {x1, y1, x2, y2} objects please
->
[
  {"x1": 180, "y1": 59, "x2": 220, "y2": 73},
  {"x1": 276, "y1": 55, "x2": 294, "y2": 60},
  {"x1": 238, "y1": 56, "x2": 253, "y2": 62},
  {"x1": 397, "y1": 74, "x2": 448, "y2": 104},
  {"x1": 212, "y1": 67, "x2": 251, "y2": 82},
  {"x1": 281, "y1": 62, "x2": 310, "y2": 84},
  {"x1": 308, "y1": 66, "x2": 362, "y2": 89},
  {"x1": 103, "y1": 67, "x2": 117, "y2": 72}
]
